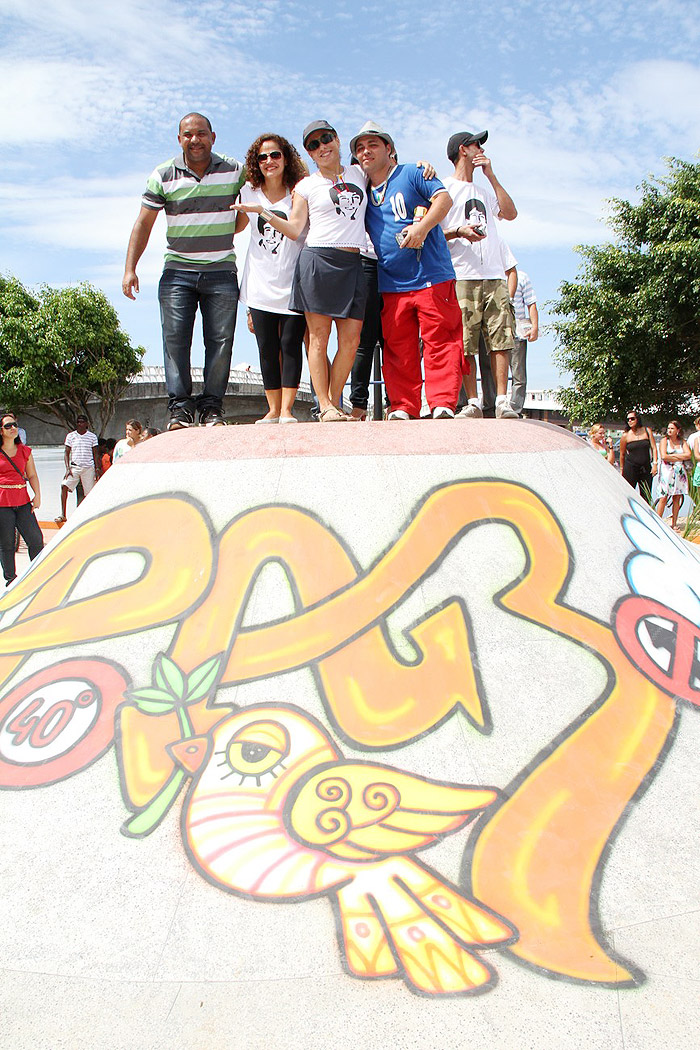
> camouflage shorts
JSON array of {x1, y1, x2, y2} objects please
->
[{"x1": 455, "y1": 279, "x2": 515, "y2": 356}]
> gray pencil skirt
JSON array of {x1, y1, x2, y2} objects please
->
[{"x1": 289, "y1": 246, "x2": 368, "y2": 320}]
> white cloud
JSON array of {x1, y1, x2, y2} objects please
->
[{"x1": 603, "y1": 61, "x2": 700, "y2": 150}]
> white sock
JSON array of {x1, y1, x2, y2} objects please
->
[
  {"x1": 469, "y1": 397, "x2": 482, "y2": 408},
  {"x1": 496, "y1": 394, "x2": 508, "y2": 407}
]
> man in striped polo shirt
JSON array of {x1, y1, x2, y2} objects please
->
[{"x1": 122, "y1": 113, "x2": 245, "y2": 429}]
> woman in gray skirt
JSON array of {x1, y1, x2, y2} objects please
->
[{"x1": 233, "y1": 120, "x2": 368, "y2": 422}]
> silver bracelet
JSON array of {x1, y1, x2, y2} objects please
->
[{"x1": 260, "y1": 208, "x2": 274, "y2": 222}]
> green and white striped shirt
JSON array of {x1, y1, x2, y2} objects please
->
[{"x1": 142, "y1": 153, "x2": 246, "y2": 271}]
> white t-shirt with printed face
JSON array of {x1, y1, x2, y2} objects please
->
[
  {"x1": 238, "y1": 184, "x2": 306, "y2": 314},
  {"x1": 293, "y1": 165, "x2": 368, "y2": 250},
  {"x1": 441, "y1": 177, "x2": 506, "y2": 280}
]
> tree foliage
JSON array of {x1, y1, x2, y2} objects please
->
[
  {"x1": 0, "y1": 276, "x2": 144, "y2": 433},
  {"x1": 551, "y1": 157, "x2": 700, "y2": 425}
]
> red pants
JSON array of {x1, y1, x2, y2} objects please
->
[{"x1": 381, "y1": 280, "x2": 464, "y2": 417}]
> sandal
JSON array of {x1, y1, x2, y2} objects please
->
[
  {"x1": 319, "y1": 406, "x2": 347, "y2": 422},
  {"x1": 54, "y1": 515, "x2": 66, "y2": 525}
]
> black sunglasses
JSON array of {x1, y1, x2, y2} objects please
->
[
  {"x1": 2, "y1": 421, "x2": 18, "y2": 430},
  {"x1": 258, "y1": 150, "x2": 282, "y2": 163},
  {"x1": 305, "y1": 131, "x2": 334, "y2": 152}
]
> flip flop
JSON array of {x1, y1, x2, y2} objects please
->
[{"x1": 319, "y1": 406, "x2": 347, "y2": 422}]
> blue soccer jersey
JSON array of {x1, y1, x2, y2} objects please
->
[{"x1": 364, "y1": 164, "x2": 456, "y2": 294}]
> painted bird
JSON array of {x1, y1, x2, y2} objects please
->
[{"x1": 170, "y1": 703, "x2": 514, "y2": 996}]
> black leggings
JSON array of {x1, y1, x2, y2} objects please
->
[
  {"x1": 0, "y1": 503, "x2": 44, "y2": 585},
  {"x1": 249, "y1": 308, "x2": 305, "y2": 390}
]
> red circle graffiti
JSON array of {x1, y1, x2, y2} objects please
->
[
  {"x1": 614, "y1": 595, "x2": 700, "y2": 707},
  {"x1": 0, "y1": 659, "x2": 129, "y2": 787}
]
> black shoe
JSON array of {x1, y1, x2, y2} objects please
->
[
  {"x1": 199, "y1": 409, "x2": 226, "y2": 427},
  {"x1": 167, "y1": 410, "x2": 194, "y2": 431}
]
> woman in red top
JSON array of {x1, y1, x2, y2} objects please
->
[{"x1": 0, "y1": 413, "x2": 44, "y2": 586}]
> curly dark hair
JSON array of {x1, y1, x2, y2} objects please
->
[{"x1": 244, "y1": 133, "x2": 307, "y2": 191}]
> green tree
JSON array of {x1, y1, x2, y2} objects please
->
[
  {"x1": 551, "y1": 157, "x2": 700, "y2": 425},
  {"x1": 0, "y1": 276, "x2": 144, "y2": 433}
]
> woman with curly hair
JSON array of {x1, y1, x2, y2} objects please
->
[
  {"x1": 234, "y1": 120, "x2": 368, "y2": 422},
  {"x1": 236, "y1": 133, "x2": 308, "y2": 423}
]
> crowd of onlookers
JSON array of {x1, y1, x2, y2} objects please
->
[
  {"x1": 54, "y1": 415, "x2": 160, "y2": 525},
  {"x1": 588, "y1": 413, "x2": 700, "y2": 531}
]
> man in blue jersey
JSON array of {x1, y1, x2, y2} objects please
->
[
  {"x1": 350, "y1": 122, "x2": 463, "y2": 420},
  {"x1": 122, "y1": 113, "x2": 245, "y2": 430}
]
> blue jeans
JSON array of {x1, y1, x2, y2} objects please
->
[{"x1": 158, "y1": 269, "x2": 238, "y2": 415}]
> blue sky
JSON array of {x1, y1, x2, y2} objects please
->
[{"x1": 2, "y1": 0, "x2": 699, "y2": 391}]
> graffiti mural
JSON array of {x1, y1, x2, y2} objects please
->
[{"x1": 0, "y1": 481, "x2": 697, "y2": 997}]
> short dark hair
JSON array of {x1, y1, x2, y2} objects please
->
[{"x1": 179, "y1": 112, "x2": 213, "y2": 133}]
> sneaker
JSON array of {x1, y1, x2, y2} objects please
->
[
  {"x1": 387, "y1": 409, "x2": 410, "y2": 421},
  {"x1": 456, "y1": 403, "x2": 483, "y2": 419},
  {"x1": 495, "y1": 399, "x2": 519, "y2": 419},
  {"x1": 199, "y1": 409, "x2": 225, "y2": 427},
  {"x1": 432, "y1": 406, "x2": 455, "y2": 420},
  {"x1": 167, "y1": 410, "x2": 194, "y2": 431}
]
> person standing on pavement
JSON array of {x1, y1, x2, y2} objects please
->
[
  {"x1": 233, "y1": 120, "x2": 368, "y2": 423},
  {"x1": 235, "y1": 133, "x2": 307, "y2": 424},
  {"x1": 619, "y1": 410, "x2": 658, "y2": 502},
  {"x1": 441, "y1": 130, "x2": 519, "y2": 419},
  {"x1": 56, "y1": 414, "x2": 100, "y2": 524},
  {"x1": 478, "y1": 237, "x2": 517, "y2": 417},
  {"x1": 0, "y1": 412, "x2": 43, "y2": 586},
  {"x1": 122, "y1": 113, "x2": 245, "y2": 430},
  {"x1": 509, "y1": 268, "x2": 538, "y2": 417},
  {"x1": 352, "y1": 121, "x2": 462, "y2": 421}
]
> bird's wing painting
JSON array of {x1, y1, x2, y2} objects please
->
[{"x1": 286, "y1": 762, "x2": 498, "y2": 861}]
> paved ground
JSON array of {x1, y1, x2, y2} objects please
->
[{"x1": 2, "y1": 421, "x2": 699, "y2": 1050}]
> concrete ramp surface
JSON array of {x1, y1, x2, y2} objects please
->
[{"x1": 1, "y1": 421, "x2": 699, "y2": 1049}]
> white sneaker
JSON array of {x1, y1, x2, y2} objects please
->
[
  {"x1": 495, "y1": 399, "x2": 519, "y2": 419},
  {"x1": 432, "y1": 406, "x2": 455, "y2": 419},
  {"x1": 387, "y1": 410, "x2": 410, "y2": 421},
  {"x1": 456, "y1": 403, "x2": 483, "y2": 419}
]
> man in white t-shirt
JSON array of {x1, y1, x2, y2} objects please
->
[
  {"x1": 57, "y1": 415, "x2": 100, "y2": 522},
  {"x1": 510, "y1": 269, "x2": 539, "y2": 416},
  {"x1": 440, "y1": 130, "x2": 518, "y2": 419}
]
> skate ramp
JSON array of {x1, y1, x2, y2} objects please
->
[{"x1": 1, "y1": 421, "x2": 699, "y2": 1050}]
